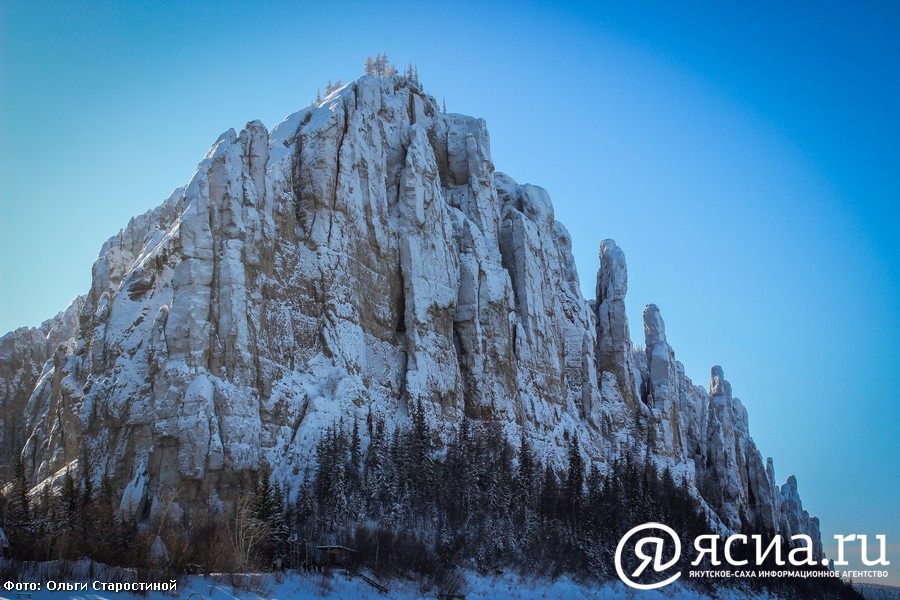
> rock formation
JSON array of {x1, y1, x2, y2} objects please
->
[
  {"x1": 0, "y1": 298, "x2": 83, "y2": 473},
  {"x1": 0, "y1": 74, "x2": 821, "y2": 551}
]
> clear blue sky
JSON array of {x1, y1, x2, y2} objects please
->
[{"x1": 2, "y1": 0, "x2": 898, "y2": 584}]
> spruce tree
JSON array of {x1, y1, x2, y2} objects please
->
[
  {"x1": 539, "y1": 462, "x2": 558, "y2": 521},
  {"x1": 374, "y1": 53, "x2": 386, "y2": 76},
  {"x1": 270, "y1": 480, "x2": 289, "y2": 560},
  {"x1": 9, "y1": 455, "x2": 29, "y2": 529},
  {"x1": 59, "y1": 469, "x2": 81, "y2": 529},
  {"x1": 364, "y1": 417, "x2": 392, "y2": 520},
  {"x1": 252, "y1": 462, "x2": 275, "y2": 524},
  {"x1": 516, "y1": 428, "x2": 535, "y2": 500},
  {"x1": 405, "y1": 399, "x2": 434, "y2": 523},
  {"x1": 81, "y1": 448, "x2": 94, "y2": 506},
  {"x1": 295, "y1": 466, "x2": 316, "y2": 541},
  {"x1": 350, "y1": 418, "x2": 361, "y2": 474},
  {"x1": 95, "y1": 472, "x2": 117, "y2": 564},
  {"x1": 564, "y1": 432, "x2": 584, "y2": 525}
]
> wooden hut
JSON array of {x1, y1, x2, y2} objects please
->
[{"x1": 315, "y1": 545, "x2": 356, "y2": 569}]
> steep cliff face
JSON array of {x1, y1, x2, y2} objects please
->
[
  {"x1": 0, "y1": 298, "x2": 83, "y2": 476},
  {"x1": 0, "y1": 74, "x2": 820, "y2": 549}
]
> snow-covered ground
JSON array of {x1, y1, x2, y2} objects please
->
[{"x1": 0, "y1": 568, "x2": 782, "y2": 600}]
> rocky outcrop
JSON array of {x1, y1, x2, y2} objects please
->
[
  {"x1": 0, "y1": 74, "x2": 821, "y2": 551},
  {"x1": 632, "y1": 306, "x2": 821, "y2": 554},
  {"x1": 781, "y1": 475, "x2": 824, "y2": 558},
  {"x1": 0, "y1": 297, "x2": 83, "y2": 478},
  {"x1": 595, "y1": 240, "x2": 639, "y2": 409},
  {"x1": 642, "y1": 303, "x2": 685, "y2": 457}
]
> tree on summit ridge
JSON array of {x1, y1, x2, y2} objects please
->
[{"x1": 365, "y1": 53, "x2": 398, "y2": 77}]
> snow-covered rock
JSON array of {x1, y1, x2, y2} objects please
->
[
  {"x1": 0, "y1": 297, "x2": 83, "y2": 476},
  {"x1": 642, "y1": 303, "x2": 685, "y2": 457},
  {"x1": 595, "y1": 239, "x2": 639, "y2": 411},
  {"x1": 0, "y1": 74, "x2": 821, "y2": 551}
]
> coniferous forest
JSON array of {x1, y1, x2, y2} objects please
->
[{"x1": 0, "y1": 401, "x2": 862, "y2": 599}]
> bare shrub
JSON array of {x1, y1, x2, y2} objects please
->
[
  {"x1": 226, "y1": 492, "x2": 270, "y2": 569},
  {"x1": 0, "y1": 558, "x2": 23, "y2": 582},
  {"x1": 316, "y1": 570, "x2": 335, "y2": 597},
  {"x1": 435, "y1": 567, "x2": 467, "y2": 599},
  {"x1": 226, "y1": 572, "x2": 272, "y2": 595}
]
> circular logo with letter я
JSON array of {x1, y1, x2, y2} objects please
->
[{"x1": 615, "y1": 522, "x2": 683, "y2": 590}]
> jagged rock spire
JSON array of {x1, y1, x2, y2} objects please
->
[
  {"x1": 642, "y1": 303, "x2": 684, "y2": 456},
  {"x1": 595, "y1": 239, "x2": 638, "y2": 409}
]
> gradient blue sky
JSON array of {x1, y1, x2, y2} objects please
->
[{"x1": 2, "y1": 0, "x2": 898, "y2": 584}]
